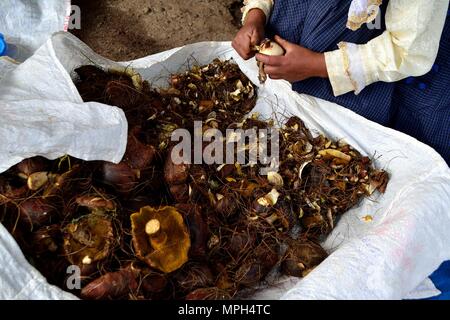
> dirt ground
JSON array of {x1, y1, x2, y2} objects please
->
[{"x1": 70, "y1": 0, "x2": 242, "y2": 61}]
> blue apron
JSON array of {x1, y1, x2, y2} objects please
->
[{"x1": 266, "y1": 0, "x2": 450, "y2": 164}]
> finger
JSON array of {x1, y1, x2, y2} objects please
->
[
  {"x1": 241, "y1": 46, "x2": 255, "y2": 60},
  {"x1": 255, "y1": 53, "x2": 283, "y2": 66},
  {"x1": 250, "y1": 29, "x2": 262, "y2": 46},
  {"x1": 264, "y1": 65, "x2": 282, "y2": 77},
  {"x1": 240, "y1": 51, "x2": 253, "y2": 60},
  {"x1": 241, "y1": 34, "x2": 258, "y2": 58},
  {"x1": 268, "y1": 74, "x2": 282, "y2": 80},
  {"x1": 243, "y1": 52, "x2": 255, "y2": 60},
  {"x1": 232, "y1": 40, "x2": 253, "y2": 60}
]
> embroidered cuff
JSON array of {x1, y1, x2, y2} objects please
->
[
  {"x1": 324, "y1": 49, "x2": 355, "y2": 97},
  {"x1": 241, "y1": 0, "x2": 273, "y2": 25},
  {"x1": 325, "y1": 41, "x2": 371, "y2": 96},
  {"x1": 338, "y1": 42, "x2": 368, "y2": 95}
]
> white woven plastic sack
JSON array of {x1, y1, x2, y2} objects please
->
[{"x1": 0, "y1": 31, "x2": 449, "y2": 300}]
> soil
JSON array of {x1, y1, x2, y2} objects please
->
[{"x1": 70, "y1": 0, "x2": 242, "y2": 61}]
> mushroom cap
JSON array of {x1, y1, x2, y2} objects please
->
[
  {"x1": 258, "y1": 39, "x2": 285, "y2": 56},
  {"x1": 124, "y1": 127, "x2": 156, "y2": 171},
  {"x1": 281, "y1": 239, "x2": 328, "y2": 277},
  {"x1": 76, "y1": 195, "x2": 116, "y2": 212},
  {"x1": 16, "y1": 157, "x2": 48, "y2": 177},
  {"x1": 63, "y1": 214, "x2": 114, "y2": 266},
  {"x1": 131, "y1": 206, "x2": 190, "y2": 273}
]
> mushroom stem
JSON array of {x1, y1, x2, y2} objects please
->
[
  {"x1": 265, "y1": 213, "x2": 279, "y2": 225},
  {"x1": 145, "y1": 219, "x2": 160, "y2": 235},
  {"x1": 145, "y1": 219, "x2": 167, "y2": 247},
  {"x1": 258, "y1": 61, "x2": 267, "y2": 84}
]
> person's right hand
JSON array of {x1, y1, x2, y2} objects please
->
[{"x1": 232, "y1": 9, "x2": 266, "y2": 60}]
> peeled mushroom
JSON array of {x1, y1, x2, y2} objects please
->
[
  {"x1": 27, "y1": 172, "x2": 49, "y2": 191},
  {"x1": 254, "y1": 39, "x2": 285, "y2": 84}
]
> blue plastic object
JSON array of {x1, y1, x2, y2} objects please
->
[
  {"x1": 428, "y1": 261, "x2": 450, "y2": 300},
  {"x1": 0, "y1": 33, "x2": 7, "y2": 56}
]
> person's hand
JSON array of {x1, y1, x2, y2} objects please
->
[
  {"x1": 232, "y1": 9, "x2": 266, "y2": 60},
  {"x1": 256, "y1": 36, "x2": 328, "y2": 82}
]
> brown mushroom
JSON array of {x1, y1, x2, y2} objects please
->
[
  {"x1": 19, "y1": 198, "x2": 57, "y2": 228},
  {"x1": 140, "y1": 269, "x2": 168, "y2": 294},
  {"x1": 75, "y1": 195, "x2": 116, "y2": 213},
  {"x1": 32, "y1": 224, "x2": 61, "y2": 254},
  {"x1": 169, "y1": 184, "x2": 190, "y2": 203},
  {"x1": 175, "y1": 263, "x2": 215, "y2": 292},
  {"x1": 16, "y1": 157, "x2": 49, "y2": 179},
  {"x1": 81, "y1": 264, "x2": 139, "y2": 300},
  {"x1": 281, "y1": 239, "x2": 328, "y2": 278},
  {"x1": 124, "y1": 126, "x2": 156, "y2": 171},
  {"x1": 131, "y1": 206, "x2": 190, "y2": 273},
  {"x1": 175, "y1": 204, "x2": 208, "y2": 257},
  {"x1": 43, "y1": 165, "x2": 81, "y2": 198},
  {"x1": 63, "y1": 214, "x2": 115, "y2": 266},
  {"x1": 101, "y1": 162, "x2": 140, "y2": 194},
  {"x1": 0, "y1": 177, "x2": 27, "y2": 202},
  {"x1": 164, "y1": 158, "x2": 190, "y2": 184}
]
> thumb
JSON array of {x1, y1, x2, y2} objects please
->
[
  {"x1": 274, "y1": 35, "x2": 291, "y2": 50},
  {"x1": 250, "y1": 29, "x2": 262, "y2": 46}
]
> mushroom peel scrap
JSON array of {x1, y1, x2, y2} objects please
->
[{"x1": 131, "y1": 206, "x2": 191, "y2": 273}]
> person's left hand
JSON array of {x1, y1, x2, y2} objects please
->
[{"x1": 255, "y1": 35, "x2": 329, "y2": 82}]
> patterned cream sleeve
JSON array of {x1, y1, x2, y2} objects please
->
[
  {"x1": 241, "y1": 0, "x2": 274, "y2": 24},
  {"x1": 325, "y1": 0, "x2": 449, "y2": 96}
]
